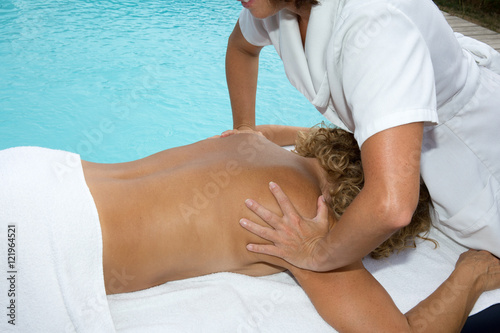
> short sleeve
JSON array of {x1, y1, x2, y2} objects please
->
[
  {"x1": 339, "y1": 5, "x2": 439, "y2": 146},
  {"x1": 238, "y1": 9, "x2": 273, "y2": 47}
]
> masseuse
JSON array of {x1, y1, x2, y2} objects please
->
[{"x1": 226, "y1": 0, "x2": 500, "y2": 271}]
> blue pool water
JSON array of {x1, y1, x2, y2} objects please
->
[{"x1": 0, "y1": 0, "x2": 323, "y2": 162}]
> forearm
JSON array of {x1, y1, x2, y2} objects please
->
[
  {"x1": 256, "y1": 125, "x2": 310, "y2": 146},
  {"x1": 240, "y1": 124, "x2": 424, "y2": 271},
  {"x1": 317, "y1": 188, "x2": 403, "y2": 270},
  {"x1": 291, "y1": 260, "x2": 484, "y2": 333},
  {"x1": 405, "y1": 267, "x2": 481, "y2": 333},
  {"x1": 316, "y1": 124, "x2": 423, "y2": 270},
  {"x1": 225, "y1": 23, "x2": 260, "y2": 131}
]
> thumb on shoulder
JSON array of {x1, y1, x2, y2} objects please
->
[{"x1": 315, "y1": 195, "x2": 329, "y2": 223}]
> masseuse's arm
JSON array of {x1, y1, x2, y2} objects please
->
[
  {"x1": 226, "y1": 20, "x2": 263, "y2": 131},
  {"x1": 290, "y1": 250, "x2": 500, "y2": 333},
  {"x1": 241, "y1": 122, "x2": 424, "y2": 271}
]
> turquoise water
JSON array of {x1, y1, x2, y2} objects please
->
[{"x1": 0, "y1": 0, "x2": 322, "y2": 162}]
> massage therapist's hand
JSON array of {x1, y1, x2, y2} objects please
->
[
  {"x1": 455, "y1": 250, "x2": 500, "y2": 292},
  {"x1": 208, "y1": 127, "x2": 262, "y2": 140},
  {"x1": 239, "y1": 182, "x2": 332, "y2": 271},
  {"x1": 220, "y1": 127, "x2": 264, "y2": 138}
]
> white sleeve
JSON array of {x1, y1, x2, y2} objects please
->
[
  {"x1": 238, "y1": 9, "x2": 273, "y2": 47},
  {"x1": 339, "y1": 5, "x2": 439, "y2": 147}
]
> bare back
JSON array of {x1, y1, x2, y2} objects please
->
[{"x1": 82, "y1": 134, "x2": 322, "y2": 294}]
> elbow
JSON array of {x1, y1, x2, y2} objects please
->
[
  {"x1": 375, "y1": 193, "x2": 418, "y2": 232},
  {"x1": 387, "y1": 207, "x2": 415, "y2": 231}
]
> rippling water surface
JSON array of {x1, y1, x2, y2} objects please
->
[{"x1": 0, "y1": 0, "x2": 321, "y2": 162}]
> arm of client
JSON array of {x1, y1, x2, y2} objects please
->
[{"x1": 290, "y1": 250, "x2": 500, "y2": 333}]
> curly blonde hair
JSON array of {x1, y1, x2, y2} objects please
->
[{"x1": 294, "y1": 125, "x2": 436, "y2": 259}]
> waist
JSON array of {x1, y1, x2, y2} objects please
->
[{"x1": 436, "y1": 51, "x2": 481, "y2": 123}]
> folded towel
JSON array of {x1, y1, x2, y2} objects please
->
[{"x1": 0, "y1": 147, "x2": 115, "y2": 332}]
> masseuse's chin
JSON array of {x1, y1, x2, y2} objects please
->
[
  {"x1": 243, "y1": 1, "x2": 281, "y2": 19},
  {"x1": 249, "y1": 9, "x2": 279, "y2": 19}
]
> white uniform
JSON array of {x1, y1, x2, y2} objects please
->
[{"x1": 238, "y1": 0, "x2": 500, "y2": 255}]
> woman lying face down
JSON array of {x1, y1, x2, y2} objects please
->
[
  {"x1": 81, "y1": 125, "x2": 500, "y2": 332},
  {"x1": 83, "y1": 125, "x2": 429, "y2": 292}
]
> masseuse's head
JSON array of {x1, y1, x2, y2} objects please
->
[
  {"x1": 294, "y1": 124, "x2": 435, "y2": 259},
  {"x1": 240, "y1": 0, "x2": 319, "y2": 19}
]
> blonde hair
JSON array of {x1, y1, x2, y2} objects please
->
[{"x1": 294, "y1": 125, "x2": 436, "y2": 259}]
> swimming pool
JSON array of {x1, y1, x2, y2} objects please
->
[{"x1": 0, "y1": 0, "x2": 323, "y2": 162}]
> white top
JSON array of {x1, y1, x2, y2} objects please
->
[
  {"x1": 239, "y1": 0, "x2": 500, "y2": 258},
  {"x1": 238, "y1": 0, "x2": 471, "y2": 146}
]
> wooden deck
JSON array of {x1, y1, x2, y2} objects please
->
[{"x1": 442, "y1": 11, "x2": 500, "y2": 52}]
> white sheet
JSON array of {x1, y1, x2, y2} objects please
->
[
  {"x1": 107, "y1": 226, "x2": 500, "y2": 332},
  {"x1": 2, "y1": 147, "x2": 497, "y2": 332}
]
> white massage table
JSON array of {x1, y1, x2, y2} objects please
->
[{"x1": 107, "y1": 220, "x2": 500, "y2": 332}]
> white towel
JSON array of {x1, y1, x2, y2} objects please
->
[
  {"x1": 364, "y1": 226, "x2": 500, "y2": 315},
  {"x1": 108, "y1": 272, "x2": 332, "y2": 332},
  {"x1": 0, "y1": 147, "x2": 115, "y2": 332},
  {"x1": 455, "y1": 32, "x2": 500, "y2": 74},
  {"x1": 107, "y1": 225, "x2": 500, "y2": 333},
  {"x1": 1, "y1": 147, "x2": 498, "y2": 332}
]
